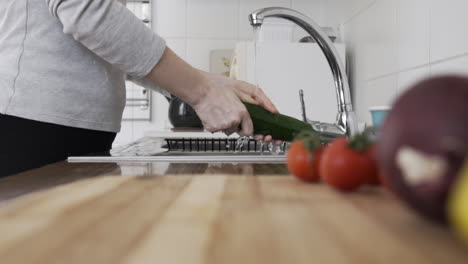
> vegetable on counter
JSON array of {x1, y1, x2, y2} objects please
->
[
  {"x1": 319, "y1": 132, "x2": 378, "y2": 192},
  {"x1": 287, "y1": 131, "x2": 324, "y2": 182},
  {"x1": 244, "y1": 103, "x2": 316, "y2": 142},
  {"x1": 378, "y1": 75, "x2": 468, "y2": 223}
]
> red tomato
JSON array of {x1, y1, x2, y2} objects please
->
[
  {"x1": 287, "y1": 140, "x2": 324, "y2": 182},
  {"x1": 319, "y1": 137, "x2": 375, "y2": 191}
]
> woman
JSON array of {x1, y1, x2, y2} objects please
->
[{"x1": 0, "y1": 0, "x2": 278, "y2": 177}]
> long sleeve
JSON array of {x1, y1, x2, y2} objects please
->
[{"x1": 45, "y1": 0, "x2": 166, "y2": 78}]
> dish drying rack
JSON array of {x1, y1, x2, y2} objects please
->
[{"x1": 163, "y1": 137, "x2": 288, "y2": 154}]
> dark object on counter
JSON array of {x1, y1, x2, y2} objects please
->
[
  {"x1": 167, "y1": 95, "x2": 203, "y2": 128},
  {"x1": 378, "y1": 75, "x2": 468, "y2": 223},
  {"x1": 244, "y1": 103, "x2": 317, "y2": 142}
]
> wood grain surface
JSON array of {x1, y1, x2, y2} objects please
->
[
  {"x1": 0, "y1": 162, "x2": 288, "y2": 202},
  {"x1": 0, "y1": 174, "x2": 467, "y2": 264}
]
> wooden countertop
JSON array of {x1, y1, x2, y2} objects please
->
[{"x1": 0, "y1": 161, "x2": 467, "y2": 263}]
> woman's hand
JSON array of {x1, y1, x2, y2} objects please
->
[
  {"x1": 146, "y1": 47, "x2": 278, "y2": 138},
  {"x1": 192, "y1": 71, "x2": 278, "y2": 136},
  {"x1": 198, "y1": 71, "x2": 278, "y2": 114}
]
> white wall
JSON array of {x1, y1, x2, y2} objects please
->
[
  {"x1": 155, "y1": 0, "x2": 326, "y2": 65},
  {"x1": 328, "y1": 0, "x2": 468, "y2": 125}
]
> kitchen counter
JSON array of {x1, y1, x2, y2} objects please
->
[{"x1": 0, "y1": 161, "x2": 467, "y2": 263}]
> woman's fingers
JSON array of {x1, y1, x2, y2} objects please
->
[
  {"x1": 274, "y1": 140, "x2": 283, "y2": 145},
  {"x1": 238, "y1": 113, "x2": 254, "y2": 137},
  {"x1": 253, "y1": 87, "x2": 279, "y2": 113},
  {"x1": 192, "y1": 71, "x2": 279, "y2": 139},
  {"x1": 236, "y1": 82, "x2": 279, "y2": 114},
  {"x1": 253, "y1": 134, "x2": 273, "y2": 142},
  {"x1": 254, "y1": 135, "x2": 264, "y2": 141}
]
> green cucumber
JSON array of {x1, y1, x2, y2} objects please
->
[{"x1": 244, "y1": 103, "x2": 317, "y2": 142}]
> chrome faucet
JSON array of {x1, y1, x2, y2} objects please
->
[{"x1": 249, "y1": 7, "x2": 358, "y2": 140}]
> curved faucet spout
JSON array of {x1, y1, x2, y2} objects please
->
[{"x1": 249, "y1": 7, "x2": 357, "y2": 139}]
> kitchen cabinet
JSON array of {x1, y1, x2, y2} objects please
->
[{"x1": 0, "y1": 161, "x2": 467, "y2": 263}]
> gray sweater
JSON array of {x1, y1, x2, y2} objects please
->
[{"x1": 0, "y1": 0, "x2": 167, "y2": 132}]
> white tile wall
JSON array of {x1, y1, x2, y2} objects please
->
[
  {"x1": 362, "y1": 0, "x2": 398, "y2": 80},
  {"x1": 430, "y1": 0, "x2": 468, "y2": 62},
  {"x1": 323, "y1": 0, "x2": 375, "y2": 26},
  {"x1": 431, "y1": 55, "x2": 468, "y2": 76},
  {"x1": 187, "y1": 0, "x2": 239, "y2": 39},
  {"x1": 154, "y1": 0, "x2": 186, "y2": 38},
  {"x1": 364, "y1": 75, "x2": 397, "y2": 123},
  {"x1": 155, "y1": 0, "x2": 330, "y2": 73},
  {"x1": 291, "y1": 0, "x2": 324, "y2": 41},
  {"x1": 337, "y1": 0, "x2": 468, "y2": 125},
  {"x1": 397, "y1": 0, "x2": 430, "y2": 71},
  {"x1": 397, "y1": 66, "x2": 430, "y2": 94}
]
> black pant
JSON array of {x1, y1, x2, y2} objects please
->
[{"x1": 0, "y1": 114, "x2": 116, "y2": 178}]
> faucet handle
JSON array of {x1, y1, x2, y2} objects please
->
[{"x1": 299, "y1": 89, "x2": 307, "y2": 122}]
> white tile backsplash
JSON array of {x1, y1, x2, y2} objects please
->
[
  {"x1": 352, "y1": 79, "x2": 367, "y2": 127},
  {"x1": 431, "y1": 55, "x2": 468, "y2": 76},
  {"x1": 361, "y1": 0, "x2": 397, "y2": 80},
  {"x1": 154, "y1": 0, "x2": 187, "y2": 38},
  {"x1": 155, "y1": 0, "x2": 337, "y2": 72},
  {"x1": 324, "y1": 0, "x2": 375, "y2": 26},
  {"x1": 341, "y1": 0, "x2": 468, "y2": 123},
  {"x1": 397, "y1": 0, "x2": 430, "y2": 71},
  {"x1": 344, "y1": 9, "x2": 366, "y2": 83},
  {"x1": 292, "y1": 0, "x2": 324, "y2": 22},
  {"x1": 187, "y1": 0, "x2": 239, "y2": 39},
  {"x1": 430, "y1": 0, "x2": 468, "y2": 62},
  {"x1": 397, "y1": 66, "x2": 430, "y2": 94},
  {"x1": 291, "y1": 0, "x2": 325, "y2": 41},
  {"x1": 364, "y1": 75, "x2": 397, "y2": 124}
]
